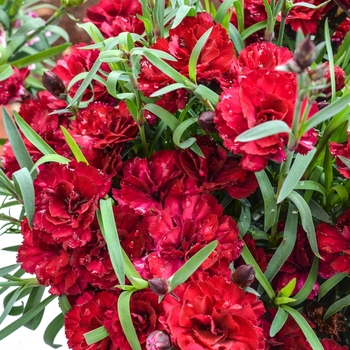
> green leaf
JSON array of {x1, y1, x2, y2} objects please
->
[
  {"x1": 0, "y1": 64, "x2": 14, "y2": 81},
  {"x1": 106, "y1": 71, "x2": 128, "y2": 98},
  {"x1": 130, "y1": 48, "x2": 177, "y2": 61},
  {"x1": 154, "y1": 0, "x2": 165, "y2": 37},
  {"x1": 308, "y1": 199, "x2": 331, "y2": 223},
  {"x1": 77, "y1": 22, "x2": 105, "y2": 43},
  {"x1": 150, "y1": 83, "x2": 187, "y2": 97},
  {"x1": 270, "y1": 307, "x2": 288, "y2": 337},
  {"x1": 238, "y1": 199, "x2": 251, "y2": 236},
  {"x1": 171, "y1": 5, "x2": 196, "y2": 28},
  {"x1": 241, "y1": 20, "x2": 267, "y2": 41},
  {"x1": 2, "y1": 107, "x2": 36, "y2": 176},
  {"x1": 118, "y1": 291, "x2": 141, "y2": 350},
  {"x1": 302, "y1": 93, "x2": 350, "y2": 133},
  {"x1": 277, "y1": 148, "x2": 316, "y2": 203},
  {"x1": 0, "y1": 264, "x2": 20, "y2": 278},
  {"x1": 31, "y1": 154, "x2": 70, "y2": 173},
  {"x1": 12, "y1": 168, "x2": 35, "y2": 228},
  {"x1": 324, "y1": 20, "x2": 335, "y2": 103},
  {"x1": 255, "y1": 170, "x2": 277, "y2": 232},
  {"x1": 60, "y1": 126, "x2": 88, "y2": 164},
  {"x1": 229, "y1": 23, "x2": 244, "y2": 54},
  {"x1": 173, "y1": 117, "x2": 198, "y2": 149},
  {"x1": 278, "y1": 278, "x2": 296, "y2": 298},
  {"x1": 287, "y1": 191, "x2": 320, "y2": 258},
  {"x1": 215, "y1": 0, "x2": 237, "y2": 23},
  {"x1": 323, "y1": 293, "x2": 350, "y2": 321},
  {"x1": 274, "y1": 296, "x2": 297, "y2": 305},
  {"x1": 10, "y1": 44, "x2": 71, "y2": 69},
  {"x1": 169, "y1": 241, "x2": 218, "y2": 291},
  {"x1": 235, "y1": 120, "x2": 291, "y2": 142},
  {"x1": 84, "y1": 326, "x2": 109, "y2": 345},
  {"x1": 241, "y1": 244, "x2": 276, "y2": 300},
  {"x1": 294, "y1": 180, "x2": 326, "y2": 198},
  {"x1": 282, "y1": 305, "x2": 323, "y2": 349},
  {"x1": 99, "y1": 199, "x2": 125, "y2": 288},
  {"x1": 58, "y1": 295, "x2": 71, "y2": 315},
  {"x1": 121, "y1": 250, "x2": 148, "y2": 289},
  {"x1": 13, "y1": 112, "x2": 56, "y2": 155},
  {"x1": 194, "y1": 84, "x2": 220, "y2": 105},
  {"x1": 0, "y1": 287, "x2": 24, "y2": 325},
  {"x1": 318, "y1": 273, "x2": 348, "y2": 300},
  {"x1": 43, "y1": 314, "x2": 64, "y2": 349},
  {"x1": 188, "y1": 27, "x2": 212, "y2": 84},
  {"x1": 23, "y1": 286, "x2": 45, "y2": 330},
  {"x1": 9, "y1": 18, "x2": 45, "y2": 40}
]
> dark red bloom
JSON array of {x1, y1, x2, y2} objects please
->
[
  {"x1": 179, "y1": 136, "x2": 258, "y2": 199},
  {"x1": 65, "y1": 291, "x2": 118, "y2": 350},
  {"x1": 138, "y1": 13, "x2": 234, "y2": 111},
  {"x1": 147, "y1": 194, "x2": 242, "y2": 279},
  {"x1": 52, "y1": 44, "x2": 111, "y2": 103},
  {"x1": 323, "y1": 62, "x2": 346, "y2": 95},
  {"x1": 85, "y1": 0, "x2": 144, "y2": 38},
  {"x1": 34, "y1": 161, "x2": 111, "y2": 248},
  {"x1": 320, "y1": 338, "x2": 348, "y2": 350},
  {"x1": 104, "y1": 291, "x2": 165, "y2": 349},
  {"x1": 0, "y1": 67, "x2": 29, "y2": 105},
  {"x1": 330, "y1": 134, "x2": 350, "y2": 178},
  {"x1": 215, "y1": 69, "x2": 318, "y2": 171},
  {"x1": 161, "y1": 274, "x2": 265, "y2": 349}
]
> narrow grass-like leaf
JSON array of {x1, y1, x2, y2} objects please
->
[
  {"x1": 215, "y1": 0, "x2": 237, "y2": 23},
  {"x1": 324, "y1": 20, "x2": 335, "y2": 102},
  {"x1": 84, "y1": 326, "x2": 109, "y2": 345},
  {"x1": 12, "y1": 168, "x2": 34, "y2": 228},
  {"x1": 0, "y1": 287, "x2": 25, "y2": 325},
  {"x1": 282, "y1": 305, "x2": 323, "y2": 348},
  {"x1": 302, "y1": 93, "x2": 350, "y2": 133},
  {"x1": 255, "y1": 170, "x2": 277, "y2": 232},
  {"x1": 171, "y1": 5, "x2": 196, "y2": 28},
  {"x1": 318, "y1": 273, "x2": 348, "y2": 300},
  {"x1": 143, "y1": 104, "x2": 179, "y2": 131},
  {"x1": 10, "y1": 44, "x2": 71, "y2": 69},
  {"x1": 241, "y1": 20, "x2": 267, "y2": 40},
  {"x1": 278, "y1": 278, "x2": 296, "y2": 298},
  {"x1": 194, "y1": 84, "x2": 220, "y2": 105},
  {"x1": 43, "y1": 313, "x2": 64, "y2": 349},
  {"x1": 58, "y1": 295, "x2": 71, "y2": 315},
  {"x1": 130, "y1": 48, "x2": 177, "y2": 61},
  {"x1": 309, "y1": 199, "x2": 331, "y2": 223},
  {"x1": 77, "y1": 22, "x2": 105, "y2": 43},
  {"x1": 277, "y1": 148, "x2": 316, "y2": 203},
  {"x1": 154, "y1": 0, "x2": 165, "y2": 37},
  {"x1": 150, "y1": 83, "x2": 187, "y2": 97},
  {"x1": 173, "y1": 117, "x2": 198, "y2": 149},
  {"x1": 121, "y1": 250, "x2": 148, "y2": 289},
  {"x1": 31, "y1": 154, "x2": 70, "y2": 173},
  {"x1": 0, "y1": 264, "x2": 20, "y2": 277},
  {"x1": 287, "y1": 191, "x2": 320, "y2": 257},
  {"x1": 188, "y1": 28, "x2": 212, "y2": 83},
  {"x1": 106, "y1": 71, "x2": 127, "y2": 98},
  {"x1": 0, "y1": 64, "x2": 14, "y2": 81},
  {"x1": 99, "y1": 199, "x2": 125, "y2": 288},
  {"x1": 118, "y1": 291, "x2": 141, "y2": 350},
  {"x1": 235, "y1": 120, "x2": 291, "y2": 142},
  {"x1": 263, "y1": 203, "x2": 297, "y2": 285},
  {"x1": 241, "y1": 244, "x2": 275, "y2": 300},
  {"x1": 294, "y1": 180, "x2": 326, "y2": 197},
  {"x1": 2, "y1": 107, "x2": 35, "y2": 174},
  {"x1": 289, "y1": 257, "x2": 318, "y2": 306},
  {"x1": 126, "y1": 99, "x2": 139, "y2": 123},
  {"x1": 23, "y1": 286, "x2": 45, "y2": 330},
  {"x1": 238, "y1": 200, "x2": 251, "y2": 236},
  {"x1": 338, "y1": 155, "x2": 350, "y2": 169},
  {"x1": 169, "y1": 241, "x2": 218, "y2": 291},
  {"x1": 60, "y1": 126, "x2": 88, "y2": 164},
  {"x1": 229, "y1": 23, "x2": 244, "y2": 54},
  {"x1": 323, "y1": 294, "x2": 350, "y2": 321},
  {"x1": 9, "y1": 18, "x2": 44, "y2": 40},
  {"x1": 270, "y1": 307, "x2": 288, "y2": 337},
  {"x1": 13, "y1": 112, "x2": 56, "y2": 155}
]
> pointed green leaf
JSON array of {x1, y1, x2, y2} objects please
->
[
  {"x1": 0, "y1": 287, "x2": 24, "y2": 325},
  {"x1": 274, "y1": 296, "x2": 297, "y2": 305},
  {"x1": 58, "y1": 295, "x2": 71, "y2": 315},
  {"x1": 270, "y1": 307, "x2": 288, "y2": 337},
  {"x1": 229, "y1": 23, "x2": 244, "y2": 54},
  {"x1": 77, "y1": 22, "x2": 105, "y2": 43},
  {"x1": 31, "y1": 154, "x2": 70, "y2": 173},
  {"x1": 84, "y1": 326, "x2": 109, "y2": 345},
  {"x1": 173, "y1": 117, "x2": 198, "y2": 149},
  {"x1": 278, "y1": 278, "x2": 296, "y2": 298},
  {"x1": 0, "y1": 64, "x2": 14, "y2": 81},
  {"x1": 323, "y1": 293, "x2": 350, "y2": 321},
  {"x1": 43, "y1": 313, "x2": 64, "y2": 349},
  {"x1": 23, "y1": 286, "x2": 45, "y2": 330},
  {"x1": 60, "y1": 126, "x2": 88, "y2": 164},
  {"x1": 0, "y1": 264, "x2": 20, "y2": 278},
  {"x1": 318, "y1": 273, "x2": 348, "y2": 300},
  {"x1": 241, "y1": 20, "x2": 267, "y2": 40},
  {"x1": 150, "y1": 83, "x2": 187, "y2": 97},
  {"x1": 171, "y1": 5, "x2": 196, "y2": 28},
  {"x1": 215, "y1": 0, "x2": 237, "y2": 23}
]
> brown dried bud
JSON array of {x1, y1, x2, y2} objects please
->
[
  {"x1": 231, "y1": 264, "x2": 255, "y2": 288},
  {"x1": 42, "y1": 71, "x2": 66, "y2": 99},
  {"x1": 198, "y1": 111, "x2": 216, "y2": 133},
  {"x1": 294, "y1": 36, "x2": 316, "y2": 70},
  {"x1": 148, "y1": 278, "x2": 170, "y2": 295},
  {"x1": 146, "y1": 331, "x2": 172, "y2": 350}
]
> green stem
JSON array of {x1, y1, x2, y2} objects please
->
[{"x1": 276, "y1": 15, "x2": 287, "y2": 46}]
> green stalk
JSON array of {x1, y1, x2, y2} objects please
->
[{"x1": 276, "y1": 14, "x2": 287, "y2": 46}]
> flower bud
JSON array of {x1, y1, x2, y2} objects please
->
[
  {"x1": 148, "y1": 278, "x2": 170, "y2": 295},
  {"x1": 42, "y1": 71, "x2": 66, "y2": 99},
  {"x1": 294, "y1": 36, "x2": 316, "y2": 70},
  {"x1": 198, "y1": 111, "x2": 216, "y2": 133},
  {"x1": 146, "y1": 331, "x2": 172, "y2": 350},
  {"x1": 61, "y1": 0, "x2": 84, "y2": 7},
  {"x1": 231, "y1": 264, "x2": 255, "y2": 288},
  {"x1": 308, "y1": 64, "x2": 327, "y2": 82}
]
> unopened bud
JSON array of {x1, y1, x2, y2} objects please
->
[
  {"x1": 198, "y1": 111, "x2": 216, "y2": 133},
  {"x1": 231, "y1": 264, "x2": 255, "y2": 288},
  {"x1": 294, "y1": 36, "x2": 316, "y2": 70},
  {"x1": 146, "y1": 331, "x2": 172, "y2": 350},
  {"x1": 42, "y1": 71, "x2": 66, "y2": 99},
  {"x1": 308, "y1": 64, "x2": 327, "y2": 82},
  {"x1": 148, "y1": 278, "x2": 170, "y2": 295},
  {"x1": 61, "y1": 0, "x2": 84, "y2": 7}
]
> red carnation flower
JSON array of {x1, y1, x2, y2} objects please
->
[
  {"x1": 52, "y1": 44, "x2": 111, "y2": 103},
  {"x1": 138, "y1": 13, "x2": 235, "y2": 111},
  {"x1": 104, "y1": 291, "x2": 165, "y2": 349},
  {"x1": 179, "y1": 136, "x2": 258, "y2": 199},
  {"x1": 215, "y1": 69, "x2": 318, "y2": 171},
  {"x1": 65, "y1": 291, "x2": 118, "y2": 350},
  {"x1": 320, "y1": 338, "x2": 348, "y2": 350},
  {"x1": 330, "y1": 134, "x2": 350, "y2": 178},
  {"x1": 85, "y1": 0, "x2": 144, "y2": 38},
  {"x1": 0, "y1": 67, "x2": 29, "y2": 105},
  {"x1": 161, "y1": 274, "x2": 265, "y2": 349},
  {"x1": 323, "y1": 62, "x2": 346, "y2": 95},
  {"x1": 34, "y1": 161, "x2": 111, "y2": 248},
  {"x1": 332, "y1": 17, "x2": 350, "y2": 47},
  {"x1": 147, "y1": 194, "x2": 242, "y2": 279}
]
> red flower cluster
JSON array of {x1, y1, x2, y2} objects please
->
[{"x1": 0, "y1": 67, "x2": 29, "y2": 105}]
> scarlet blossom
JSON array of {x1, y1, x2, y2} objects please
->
[
  {"x1": 147, "y1": 194, "x2": 242, "y2": 279},
  {"x1": 161, "y1": 274, "x2": 265, "y2": 349},
  {"x1": 52, "y1": 44, "x2": 112, "y2": 103},
  {"x1": 215, "y1": 68, "x2": 318, "y2": 171},
  {"x1": 0, "y1": 67, "x2": 29, "y2": 105},
  {"x1": 85, "y1": 0, "x2": 144, "y2": 38},
  {"x1": 104, "y1": 291, "x2": 165, "y2": 349},
  {"x1": 34, "y1": 161, "x2": 111, "y2": 248},
  {"x1": 323, "y1": 62, "x2": 346, "y2": 95},
  {"x1": 113, "y1": 150, "x2": 185, "y2": 215},
  {"x1": 330, "y1": 134, "x2": 350, "y2": 178},
  {"x1": 65, "y1": 291, "x2": 118, "y2": 350},
  {"x1": 262, "y1": 309, "x2": 312, "y2": 349},
  {"x1": 320, "y1": 338, "x2": 348, "y2": 350},
  {"x1": 332, "y1": 17, "x2": 350, "y2": 47},
  {"x1": 138, "y1": 13, "x2": 234, "y2": 111},
  {"x1": 179, "y1": 136, "x2": 258, "y2": 199}
]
